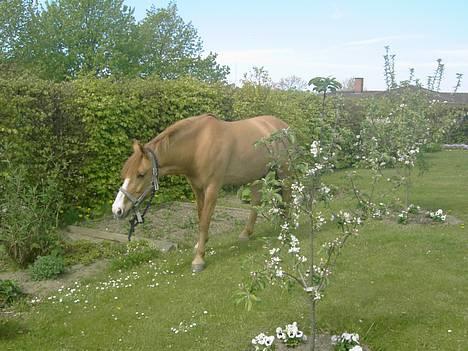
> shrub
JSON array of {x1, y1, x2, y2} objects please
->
[
  {"x1": 0, "y1": 76, "x2": 231, "y2": 217},
  {"x1": 0, "y1": 163, "x2": 63, "y2": 267},
  {"x1": 1, "y1": 74, "x2": 463, "y2": 222},
  {"x1": 0, "y1": 279, "x2": 23, "y2": 308},
  {"x1": 30, "y1": 255, "x2": 65, "y2": 281}
]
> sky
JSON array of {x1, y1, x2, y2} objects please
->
[{"x1": 126, "y1": 0, "x2": 468, "y2": 92}]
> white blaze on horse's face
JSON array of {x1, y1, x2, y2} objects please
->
[
  {"x1": 112, "y1": 178, "x2": 130, "y2": 218},
  {"x1": 113, "y1": 141, "x2": 154, "y2": 219}
]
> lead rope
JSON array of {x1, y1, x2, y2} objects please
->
[
  {"x1": 127, "y1": 186, "x2": 156, "y2": 241},
  {"x1": 127, "y1": 148, "x2": 160, "y2": 241}
]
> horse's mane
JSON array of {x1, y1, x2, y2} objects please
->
[
  {"x1": 121, "y1": 143, "x2": 143, "y2": 178},
  {"x1": 150, "y1": 113, "x2": 217, "y2": 145},
  {"x1": 122, "y1": 114, "x2": 217, "y2": 178}
]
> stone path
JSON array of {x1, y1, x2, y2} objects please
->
[{"x1": 64, "y1": 225, "x2": 177, "y2": 252}]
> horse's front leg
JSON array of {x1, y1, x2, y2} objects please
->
[{"x1": 192, "y1": 183, "x2": 219, "y2": 272}]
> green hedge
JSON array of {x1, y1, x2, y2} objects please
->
[
  {"x1": 0, "y1": 76, "x2": 231, "y2": 218},
  {"x1": 2, "y1": 76, "x2": 465, "y2": 221}
]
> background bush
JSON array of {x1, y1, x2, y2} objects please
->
[
  {"x1": 0, "y1": 75, "x2": 465, "y2": 225},
  {"x1": 30, "y1": 255, "x2": 65, "y2": 281},
  {"x1": 0, "y1": 279, "x2": 23, "y2": 308},
  {"x1": 0, "y1": 163, "x2": 63, "y2": 267}
]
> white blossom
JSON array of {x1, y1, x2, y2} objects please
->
[{"x1": 310, "y1": 141, "x2": 321, "y2": 157}]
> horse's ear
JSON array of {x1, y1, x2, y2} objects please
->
[{"x1": 132, "y1": 139, "x2": 145, "y2": 155}]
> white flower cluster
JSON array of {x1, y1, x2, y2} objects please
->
[
  {"x1": 314, "y1": 212, "x2": 327, "y2": 230},
  {"x1": 407, "y1": 203, "x2": 421, "y2": 214},
  {"x1": 291, "y1": 181, "x2": 304, "y2": 208},
  {"x1": 251, "y1": 332, "x2": 275, "y2": 350},
  {"x1": 397, "y1": 146, "x2": 420, "y2": 166},
  {"x1": 287, "y1": 234, "x2": 300, "y2": 255},
  {"x1": 313, "y1": 263, "x2": 331, "y2": 279},
  {"x1": 429, "y1": 209, "x2": 446, "y2": 222},
  {"x1": 370, "y1": 202, "x2": 389, "y2": 219},
  {"x1": 276, "y1": 220, "x2": 307, "y2": 265},
  {"x1": 306, "y1": 162, "x2": 324, "y2": 176},
  {"x1": 278, "y1": 222, "x2": 289, "y2": 241},
  {"x1": 398, "y1": 209, "x2": 408, "y2": 224},
  {"x1": 331, "y1": 332, "x2": 362, "y2": 351},
  {"x1": 310, "y1": 140, "x2": 321, "y2": 158},
  {"x1": 251, "y1": 322, "x2": 307, "y2": 350},
  {"x1": 276, "y1": 321, "x2": 307, "y2": 346},
  {"x1": 304, "y1": 285, "x2": 323, "y2": 301},
  {"x1": 267, "y1": 247, "x2": 283, "y2": 278},
  {"x1": 307, "y1": 140, "x2": 330, "y2": 176},
  {"x1": 334, "y1": 211, "x2": 362, "y2": 227},
  {"x1": 267, "y1": 206, "x2": 282, "y2": 216},
  {"x1": 319, "y1": 184, "x2": 332, "y2": 200},
  {"x1": 170, "y1": 320, "x2": 197, "y2": 334}
]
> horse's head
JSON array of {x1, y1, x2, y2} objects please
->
[{"x1": 112, "y1": 140, "x2": 158, "y2": 219}]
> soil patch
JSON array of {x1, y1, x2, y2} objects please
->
[
  {"x1": 386, "y1": 212, "x2": 463, "y2": 225},
  {"x1": 0, "y1": 198, "x2": 254, "y2": 298},
  {"x1": 275, "y1": 334, "x2": 371, "y2": 351},
  {"x1": 81, "y1": 200, "x2": 253, "y2": 247},
  {"x1": 0, "y1": 260, "x2": 109, "y2": 297}
]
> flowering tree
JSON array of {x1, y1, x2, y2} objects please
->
[
  {"x1": 238, "y1": 74, "x2": 457, "y2": 350},
  {"x1": 236, "y1": 77, "x2": 368, "y2": 351},
  {"x1": 354, "y1": 85, "x2": 456, "y2": 214}
]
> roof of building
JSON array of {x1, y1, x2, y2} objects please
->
[{"x1": 339, "y1": 85, "x2": 468, "y2": 105}]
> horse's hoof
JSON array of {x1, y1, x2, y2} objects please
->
[
  {"x1": 239, "y1": 234, "x2": 250, "y2": 242},
  {"x1": 192, "y1": 263, "x2": 205, "y2": 273}
]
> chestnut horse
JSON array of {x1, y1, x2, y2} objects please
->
[{"x1": 112, "y1": 114, "x2": 288, "y2": 272}]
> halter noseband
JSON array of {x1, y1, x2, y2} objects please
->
[{"x1": 119, "y1": 147, "x2": 160, "y2": 241}]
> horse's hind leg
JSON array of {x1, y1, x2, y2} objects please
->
[
  {"x1": 189, "y1": 181, "x2": 205, "y2": 251},
  {"x1": 192, "y1": 183, "x2": 219, "y2": 272},
  {"x1": 239, "y1": 182, "x2": 261, "y2": 241}
]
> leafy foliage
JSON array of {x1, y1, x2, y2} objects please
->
[
  {"x1": 138, "y1": 3, "x2": 229, "y2": 82},
  {"x1": 0, "y1": 76, "x2": 230, "y2": 218},
  {"x1": 0, "y1": 0, "x2": 36, "y2": 61},
  {"x1": 308, "y1": 76, "x2": 342, "y2": 94},
  {"x1": 30, "y1": 255, "x2": 65, "y2": 281},
  {"x1": 0, "y1": 71, "x2": 464, "y2": 226},
  {"x1": 0, "y1": 1, "x2": 228, "y2": 82},
  {"x1": 0, "y1": 163, "x2": 63, "y2": 267},
  {"x1": 0, "y1": 279, "x2": 23, "y2": 308}
]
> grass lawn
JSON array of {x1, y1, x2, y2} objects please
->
[{"x1": 1, "y1": 150, "x2": 466, "y2": 350}]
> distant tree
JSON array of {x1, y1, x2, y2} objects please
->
[
  {"x1": 383, "y1": 45, "x2": 397, "y2": 90},
  {"x1": 340, "y1": 77, "x2": 355, "y2": 91},
  {"x1": 276, "y1": 75, "x2": 308, "y2": 91},
  {"x1": 138, "y1": 3, "x2": 229, "y2": 82},
  {"x1": 408, "y1": 68, "x2": 415, "y2": 83},
  {"x1": 0, "y1": 1, "x2": 228, "y2": 82},
  {"x1": 453, "y1": 73, "x2": 463, "y2": 93},
  {"x1": 423, "y1": 58, "x2": 445, "y2": 91},
  {"x1": 308, "y1": 76, "x2": 342, "y2": 98},
  {"x1": 308, "y1": 76, "x2": 342, "y2": 113},
  {"x1": 241, "y1": 66, "x2": 273, "y2": 87},
  {"x1": 6, "y1": 0, "x2": 138, "y2": 80},
  {"x1": 0, "y1": 0, "x2": 37, "y2": 61}
]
